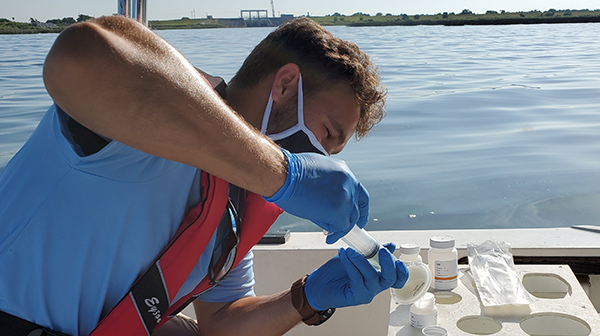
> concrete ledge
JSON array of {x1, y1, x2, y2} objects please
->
[
  {"x1": 254, "y1": 226, "x2": 600, "y2": 260},
  {"x1": 253, "y1": 249, "x2": 391, "y2": 336}
]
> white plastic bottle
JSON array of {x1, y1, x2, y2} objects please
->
[
  {"x1": 428, "y1": 235, "x2": 458, "y2": 290},
  {"x1": 391, "y1": 243, "x2": 432, "y2": 305},
  {"x1": 410, "y1": 292, "x2": 438, "y2": 329}
]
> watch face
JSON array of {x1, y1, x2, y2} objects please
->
[{"x1": 319, "y1": 308, "x2": 336, "y2": 322}]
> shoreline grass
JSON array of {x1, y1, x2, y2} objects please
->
[{"x1": 311, "y1": 9, "x2": 600, "y2": 27}]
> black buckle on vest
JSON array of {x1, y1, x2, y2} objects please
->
[{"x1": 208, "y1": 199, "x2": 240, "y2": 285}]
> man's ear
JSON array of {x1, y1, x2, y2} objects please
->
[{"x1": 271, "y1": 63, "x2": 300, "y2": 104}]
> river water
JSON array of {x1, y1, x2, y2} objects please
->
[{"x1": 1, "y1": 23, "x2": 600, "y2": 232}]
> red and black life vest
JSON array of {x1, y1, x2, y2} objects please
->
[{"x1": 89, "y1": 172, "x2": 282, "y2": 335}]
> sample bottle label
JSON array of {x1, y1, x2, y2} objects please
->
[
  {"x1": 410, "y1": 310, "x2": 438, "y2": 329},
  {"x1": 434, "y1": 259, "x2": 458, "y2": 290}
]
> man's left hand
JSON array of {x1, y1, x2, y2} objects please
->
[{"x1": 265, "y1": 150, "x2": 369, "y2": 244}]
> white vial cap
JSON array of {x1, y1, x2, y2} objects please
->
[
  {"x1": 414, "y1": 292, "x2": 436, "y2": 310},
  {"x1": 399, "y1": 243, "x2": 421, "y2": 255},
  {"x1": 430, "y1": 235, "x2": 455, "y2": 249},
  {"x1": 422, "y1": 326, "x2": 448, "y2": 336}
]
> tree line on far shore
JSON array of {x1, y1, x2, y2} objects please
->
[
  {"x1": 314, "y1": 8, "x2": 600, "y2": 26},
  {"x1": 0, "y1": 14, "x2": 93, "y2": 34},
  {"x1": 43, "y1": 14, "x2": 94, "y2": 26}
]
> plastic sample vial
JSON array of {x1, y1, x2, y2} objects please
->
[
  {"x1": 399, "y1": 243, "x2": 423, "y2": 262},
  {"x1": 340, "y1": 225, "x2": 388, "y2": 270},
  {"x1": 428, "y1": 235, "x2": 458, "y2": 290},
  {"x1": 410, "y1": 292, "x2": 438, "y2": 329},
  {"x1": 391, "y1": 243, "x2": 432, "y2": 305}
]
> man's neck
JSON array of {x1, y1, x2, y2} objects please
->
[{"x1": 226, "y1": 76, "x2": 274, "y2": 130}]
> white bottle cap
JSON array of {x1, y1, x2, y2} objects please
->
[
  {"x1": 391, "y1": 261, "x2": 432, "y2": 305},
  {"x1": 430, "y1": 235, "x2": 455, "y2": 249},
  {"x1": 399, "y1": 243, "x2": 421, "y2": 255}
]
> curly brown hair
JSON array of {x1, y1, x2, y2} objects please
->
[{"x1": 229, "y1": 17, "x2": 386, "y2": 139}]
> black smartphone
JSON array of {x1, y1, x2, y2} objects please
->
[{"x1": 258, "y1": 230, "x2": 290, "y2": 244}]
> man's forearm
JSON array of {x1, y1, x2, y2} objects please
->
[
  {"x1": 193, "y1": 290, "x2": 302, "y2": 336},
  {"x1": 42, "y1": 16, "x2": 286, "y2": 197}
]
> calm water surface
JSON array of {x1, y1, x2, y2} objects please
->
[{"x1": 1, "y1": 24, "x2": 600, "y2": 232}]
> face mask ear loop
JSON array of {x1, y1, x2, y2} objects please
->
[
  {"x1": 297, "y1": 75, "x2": 330, "y2": 156},
  {"x1": 260, "y1": 91, "x2": 274, "y2": 134},
  {"x1": 297, "y1": 75, "x2": 305, "y2": 128}
]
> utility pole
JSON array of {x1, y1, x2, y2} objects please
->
[{"x1": 270, "y1": 0, "x2": 276, "y2": 18}]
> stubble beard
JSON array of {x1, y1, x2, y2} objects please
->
[{"x1": 265, "y1": 93, "x2": 299, "y2": 135}]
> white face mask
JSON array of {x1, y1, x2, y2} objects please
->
[{"x1": 260, "y1": 75, "x2": 329, "y2": 156}]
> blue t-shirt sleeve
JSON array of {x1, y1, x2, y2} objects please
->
[{"x1": 197, "y1": 250, "x2": 256, "y2": 303}]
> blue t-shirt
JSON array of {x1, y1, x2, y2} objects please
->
[{"x1": 0, "y1": 104, "x2": 255, "y2": 335}]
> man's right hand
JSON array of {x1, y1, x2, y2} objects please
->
[
  {"x1": 303, "y1": 246, "x2": 408, "y2": 310},
  {"x1": 265, "y1": 149, "x2": 370, "y2": 244}
]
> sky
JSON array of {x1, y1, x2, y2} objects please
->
[{"x1": 2, "y1": 0, "x2": 599, "y2": 22}]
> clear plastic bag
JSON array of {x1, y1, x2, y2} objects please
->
[{"x1": 467, "y1": 240, "x2": 534, "y2": 307}]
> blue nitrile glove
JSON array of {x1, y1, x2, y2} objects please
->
[
  {"x1": 304, "y1": 245, "x2": 409, "y2": 310},
  {"x1": 382, "y1": 242, "x2": 410, "y2": 289},
  {"x1": 265, "y1": 149, "x2": 369, "y2": 244}
]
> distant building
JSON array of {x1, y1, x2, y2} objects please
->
[{"x1": 280, "y1": 14, "x2": 293, "y2": 21}]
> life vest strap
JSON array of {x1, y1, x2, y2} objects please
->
[{"x1": 88, "y1": 172, "x2": 282, "y2": 336}]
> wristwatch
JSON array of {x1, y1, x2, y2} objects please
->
[{"x1": 291, "y1": 275, "x2": 336, "y2": 326}]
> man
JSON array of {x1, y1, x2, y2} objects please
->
[{"x1": 0, "y1": 16, "x2": 407, "y2": 336}]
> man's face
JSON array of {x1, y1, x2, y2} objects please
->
[{"x1": 269, "y1": 82, "x2": 360, "y2": 155}]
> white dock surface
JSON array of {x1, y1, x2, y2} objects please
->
[{"x1": 388, "y1": 265, "x2": 600, "y2": 335}]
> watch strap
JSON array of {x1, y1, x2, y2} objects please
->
[{"x1": 291, "y1": 275, "x2": 335, "y2": 326}]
